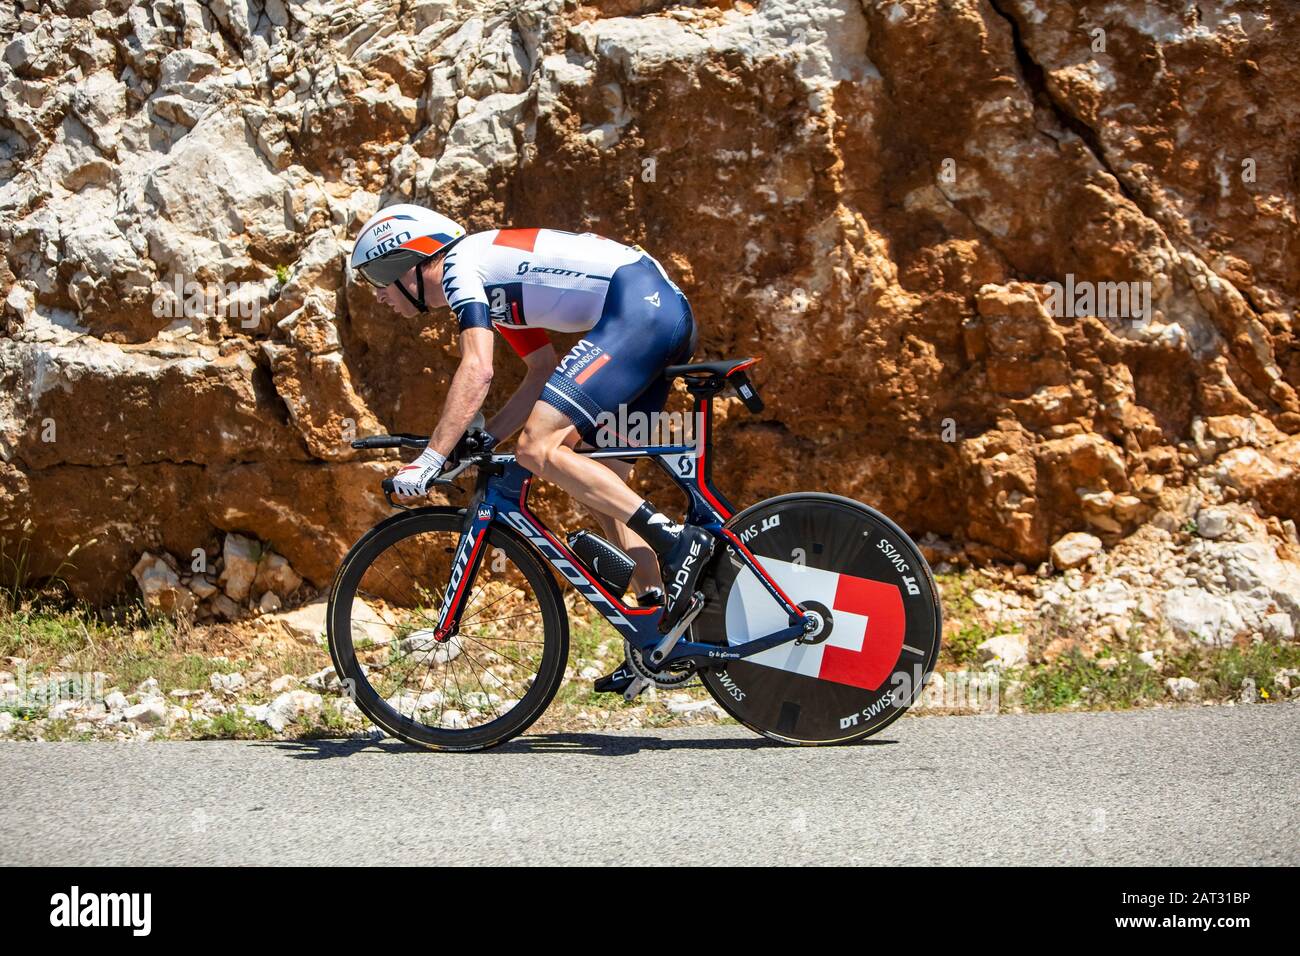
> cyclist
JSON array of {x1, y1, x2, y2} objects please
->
[{"x1": 350, "y1": 204, "x2": 715, "y2": 691}]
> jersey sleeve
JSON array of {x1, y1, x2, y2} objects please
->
[
  {"x1": 440, "y1": 251, "x2": 491, "y2": 332},
  {"x1": 495, "y1": 323, "x2": 552, "y2": 358}
]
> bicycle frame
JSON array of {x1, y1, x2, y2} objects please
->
[{"x1": 431, "y1": 379, "x2": 809, "y2": 671}]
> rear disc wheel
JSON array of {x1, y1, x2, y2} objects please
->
[{"x1": 693, "y1": 493, "x2": 941, "y2": 745}]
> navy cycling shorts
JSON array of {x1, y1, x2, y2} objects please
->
[{"x1": 540, "y1": 256, "x2": 696, "y2": 447}]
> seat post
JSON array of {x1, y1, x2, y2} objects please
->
[{"x1": 686, "y1": 379, "x2": 735, "y2": 520}]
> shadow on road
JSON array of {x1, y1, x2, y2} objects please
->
[{"x1": 262, "y1": 731, "x2": 899, "y2": 759}]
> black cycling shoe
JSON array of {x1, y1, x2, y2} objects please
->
[
  {"x1": 633, "y1": 586, "x2": 665, "y2": 609},
  {"x1": 592, "y1": 661, "x2": 637, "y2": 695},
  {"x1": 658, "y1": 525, "x2": 715, "y2": 634},
  {"x1": 592, "y1": 589, "x2": 665, "y2": 696}
]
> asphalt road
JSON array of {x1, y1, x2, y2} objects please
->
[{"x1": 2, "y1": 704, "x2": 1296, "y2": 866}]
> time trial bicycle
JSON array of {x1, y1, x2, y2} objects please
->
[{"x1": 328, "y1": 358, "x2": 941, "y2": 750}]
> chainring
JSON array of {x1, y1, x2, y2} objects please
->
[{"x1": 624, "y1": 640, "x2": 697, "y2": 689}]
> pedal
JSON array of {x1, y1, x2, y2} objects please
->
[
  {"x1": 622, "y1": 676, "x2": 651, "y2": 702},
  {"x1": 649, "y1": 591, "x2": 705, "y2": 666}
]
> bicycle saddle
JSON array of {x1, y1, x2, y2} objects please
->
[
  {"x1": 664, "y1": 357, "x2": 763, "y2": 412},
  {"x1": 664, "y1": 357, "x2": 758, "y2": 381}
]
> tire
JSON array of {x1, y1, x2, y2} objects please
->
[
  {"x1": 328, "y1": 507, "x2": 568, "y2": 751},
  {"x1": 693, "y1": 493, "x2": 942, "y2": 745}
]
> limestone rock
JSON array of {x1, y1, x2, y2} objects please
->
[
  {"x1": 189, "y1": 576, "x2": 219, "y2": 600},
  {"x1": 1261, "y1": 613, "x2": 1294, "y2": 642},
  {"x1": 130, "y1": 553, "x2": 195, "y2": 616},
  {"x1": 210, "y1": 593, "x2": 241, "y2": 621},
  {"x1": 305, "y1": 665, "x2": 344, "y2": 691},
  {"x1": 1196, "y1": 508, "x2": 1233, "y2": 540},
  {"x1": 259, "y1": 690, "x2": 323, "y2": 732},
  {"x1": 1164, "y1": 677, "x2": 1202, "y2": 702},
  {"x1": 219, "y1": 534, "x2": 260, "y2": 603},
  {"x1": 1050, "y1": 533, "x2": 1103, "y2": 570},
  {"x1": 252, "y1": 552, "x2": 302, "y2": 600},
  {"x1": 123, "y1": 699, "x2": 167, "y2": 726},
  {"x1": 266, "y1": 598, "x2": 329, "y2": 642},
  {"x1": 978, "y1": 634, "x2": 1029, "y2": 670},
  {"x1": 209, "y1": 672, "x2": 247, "y2": 697}
]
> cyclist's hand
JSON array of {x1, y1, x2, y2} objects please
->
[{"x1": 390, "y1": 447, "x2": 446, "y2": 498}]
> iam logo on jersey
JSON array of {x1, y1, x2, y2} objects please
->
[
  {"x1": 559, "y1": 339, "x2": 611, "y2": 384},
  {"x1": 723, "y1": 556, "x2": 905, "y2": 691}
]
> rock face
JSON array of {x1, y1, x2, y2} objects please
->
[{"x1": 1, "y1": 0, "x2": 1299, "y2": 611}]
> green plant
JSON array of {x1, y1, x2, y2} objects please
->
[
  {"x1": 1021, "y1": 650, "x2": 1163, "y2": 711},
  {"x1": 274, "y1": 263, "x2": 291, "y2": 285},
  {"x1": 1170, "y1": 641, "x2": 1300, "y2": 702},
  {"x1": 32, "y1": 718, "x2": 94, "y2": 742},
  {"x1": 112, "y1": 652, "x2": 225, "y2": 697},
  {"x1": 0, "y1": 607, "x2": 100, "y2": 660},
  {"x1": 0, "y1": 530, "x2": 96, "y2": 613},
  {"x1": 568, "y1": 611, "x2": 617, "y2": 662},
  {"x1": 935, "y1": 569, "x2": 979, "y2": 619},
  {"x1": 944, "y1": 623, "x2": 992, "y2": 667},
  {"x1": 0, "y1": 702, "x2": 46, "y2": 721},
  {"x1": 190, "y1": 708, "x2": 274, "y2": 740}
]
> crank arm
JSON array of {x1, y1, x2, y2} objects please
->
[
  {"x1": 647, "y1": 592, "x2": 705, "y2": 666},
  {"x1": 621, "y1": 594, "x2": 707, "y2": 702},
  {"x1": 622, "y1": 676, "x2": 650, "y2": 702}
]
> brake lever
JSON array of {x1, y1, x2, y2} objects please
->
[{"x1": 383, "y1": 488, "x2": 417, "y2": 511}]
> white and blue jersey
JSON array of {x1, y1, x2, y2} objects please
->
[{"x1": 439, "y1": 228, "x2": 696, "y2": 441}]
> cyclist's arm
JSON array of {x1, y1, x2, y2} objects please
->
[
  {"x1": 485, "y1": 341, "x2": 558, "y2": 444},
  {"x1": 427, "y1": 325, "x2": 495, "y2": 458}
]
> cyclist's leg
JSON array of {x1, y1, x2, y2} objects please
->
[
  {"x1": 518, "y1": 256, "x2": 692, "y2": 526},
  {"x1": 516, "y1": 404, "x2": 644, "y2": 520},
  {"x1": 586, "y1": 457, "x2": 660, "y2": 595}
]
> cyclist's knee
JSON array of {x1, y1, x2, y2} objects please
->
[
  {"x1": 515, "y1": 427, "x2": 545, "y2": 474},
  {"x1": 517, "y1": 420, "x2": 572, "y2": 475}
]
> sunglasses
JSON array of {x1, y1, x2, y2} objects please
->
[{"x1": 355, "y1": 248, "x2": 430, "y2": 289}]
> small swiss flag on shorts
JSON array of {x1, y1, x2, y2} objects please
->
[{"x1": 724, "y1": 556, "x2": 905, "y2": 691}]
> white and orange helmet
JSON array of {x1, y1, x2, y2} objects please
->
[{"x1": 351, "y1": 203, "x2": 465, "y2": 289}]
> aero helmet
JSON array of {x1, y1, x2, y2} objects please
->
[{"x1": 351, "y1": 203, "x2": 465, "y2": 312}]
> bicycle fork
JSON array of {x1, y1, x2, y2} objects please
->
[{"x1": 432, "y1": 496, "x2": 494, "y2": 642}]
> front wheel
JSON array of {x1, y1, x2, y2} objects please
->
[
  {"x1": 328, "y1": 508, "x2": 568, "y2": 751},
  {"x1": 692, "y1": 493, "x2": 942, "y2": 745}
]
